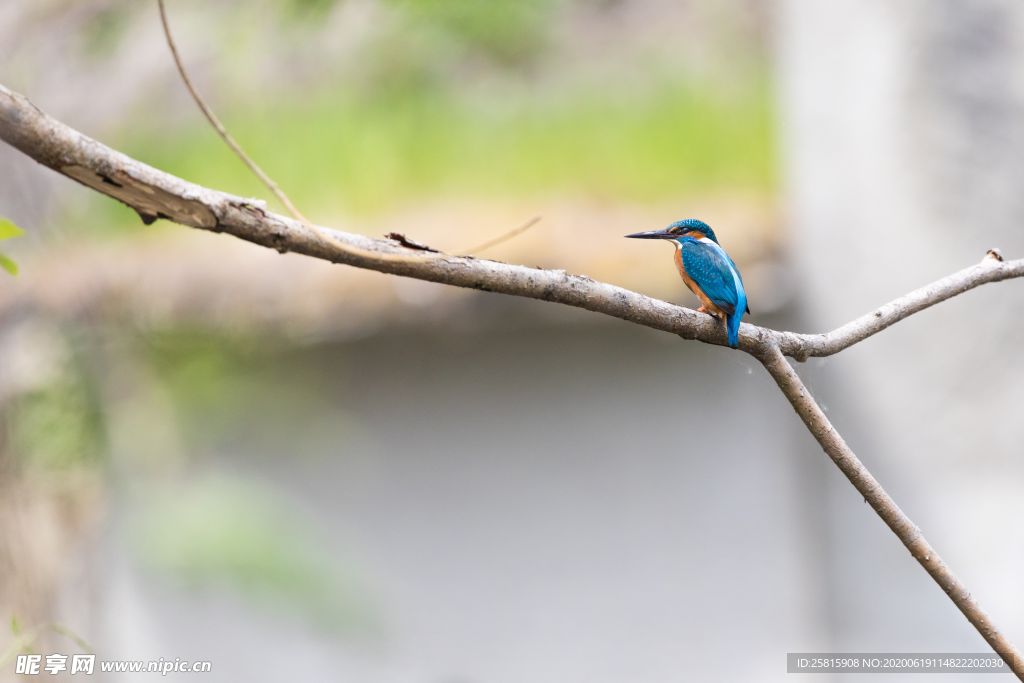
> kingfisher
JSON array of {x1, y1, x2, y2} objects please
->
[{"x1": 626, "y1": 219, "x2": 749, "y2": 348}]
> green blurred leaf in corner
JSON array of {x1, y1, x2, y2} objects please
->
[
  {"x1": 0, "y1": 218, "x2": 24, "y2": 240},
  {"x1": 0, "y1": 254, "x2": 19, "y2": 276},
  {"x1": 0, "y1": 219, "x2": 24, "y2": 276}
]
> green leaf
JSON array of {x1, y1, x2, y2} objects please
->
[
  {"x1": 0, "y1": 253, "x2": 18, "y2": 276},
  {"x1": 0, "y1": 218, "x2": 24, "y2": 241}
]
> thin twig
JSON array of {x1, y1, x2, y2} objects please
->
[
  {"x1": 156, "y1": 0, "x2": 442, "y2": 265},
  {"x1": 2, "y1": 82, "x2": 1023, "y2": 673},
  {"x1": 774, "y1": 250, "x2": 1021, "y2": 361},
  {"x1": 757, "y1": 343, "x2": 1023, "y2": 678},
  {"x1": 0, "y1": 622, "x2": 94, "y2": 669},
  {"x1": 49, "y1": 624, "x2": 94, "y2": 655},
  {"x1": 157, "y1": 0, "x2": 307, "y2": 225},
  {"x1": 460, "y1": 214, "x2": 541, "y2": 256}
]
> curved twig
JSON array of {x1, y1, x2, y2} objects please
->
[
  {"x1": 0, "y1": 622, "x2": 94, "y2": 669},
  {"x1": 460, "y1": 214, "x2": 542, "y2": 255},
  {"x1": 1, "y1": 82, "x2": 1022, "y2": 677},
  {"x1": 157, "y1": 0, "x2": 308, "y2": 226},
  {"x1": 156, "y1": 1, "x2": 445, "y2": 266},
  {"x1": 161, "y1": 0, "x2": 537, "y2": 260}
]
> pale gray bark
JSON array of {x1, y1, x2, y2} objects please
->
[
  {"x1": 2, "y1": 83, "x2": 1022, "y2": 360},
  {"x1": 1, "y1": 81, "x2": 1022, "y2": 676}
]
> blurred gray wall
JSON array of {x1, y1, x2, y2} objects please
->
[
  {"x1": 98, "y1": 315, "x2": 833, "y2": 683},
  {"x1": 779, "y1": 0, "x2": 1024, "y2": 657}
]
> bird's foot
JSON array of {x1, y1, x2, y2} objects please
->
[{"x1": 698, "y1": 306, "x2": 721, "y2": 320}]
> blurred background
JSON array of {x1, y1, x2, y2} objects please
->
[{"x1": 0, "y1": 0, "x2": 1023, "y2": 680}]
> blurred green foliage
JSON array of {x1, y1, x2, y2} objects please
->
[
  {"x1": 278, "y1": 0, "x2": 339, "y2": 20},
  {"x1": 143, "y1": 332, "x2": 362, "y2": 458},
  {"x1": 64, "y1": 0, "x2": 773, "y2": 231},
  {"x1": 145, "y1": 333, "x2": 266, "y2": 434},
  {"x1": 131, "y1": 474, "x2": 378, "y2": 633},
  {"x1": 388, "y1": 0, "x2": 557, "y2": 65},
  {"x1": 111, "y1": 78, "x2": 772, "y2": 221},
  {"x1": 142, "y1": 335, "x2": 281, "y2": 458},
  {"x1": 9, "y1": 368, "x2": 105, "y2": 471},
  {"x1": 82, "y1": 7, "x2": 132, "y2": 60},
  {"x1": 269, "y1": 0, "x2": 555, "y2": 60}
]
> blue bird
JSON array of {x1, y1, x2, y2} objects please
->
[{"x1": 625, "y1": 219, "x2": 749, "y2": 348}]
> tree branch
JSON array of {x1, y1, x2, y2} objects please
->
[
  {"x1": 756, "y1": 344, "x2": 1023, "y2": 676},
  {"x1": 1, "y1": 82, "x2": 1022, "y2": 675},
  {"x1": 774, "y1": 250, "x2": 1024, "y2": 361},
  {"x1": 5, "y1": 83, "x2": 1020, "y2": 357}
]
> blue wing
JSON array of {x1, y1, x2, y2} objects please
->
[{"x1": 679, "y1": 240, "x2": 742, "y2": 315}]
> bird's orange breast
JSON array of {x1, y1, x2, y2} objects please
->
[{"x1": 673, "y1": 247, "x2": 725, "y2": 317}]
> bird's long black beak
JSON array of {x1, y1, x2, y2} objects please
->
[{"x1": 624, "y1": 229, "x2": 675, "y2": 240}]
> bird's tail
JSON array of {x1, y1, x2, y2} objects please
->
[{"x1": 726, "y1": 311, "x2": 741, "y2": 348}]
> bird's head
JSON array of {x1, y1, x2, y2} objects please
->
[{"x1": 624, "y1": 219, "x2": 719, "y2": 244}]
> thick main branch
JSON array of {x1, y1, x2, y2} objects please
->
[{"x1": 2, "y1": 82, "x2": 1022, "y2": 360}]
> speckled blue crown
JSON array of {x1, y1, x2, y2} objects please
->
[{"x1": 667, "y1": 219, "x2": 717, "y2": 244}]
